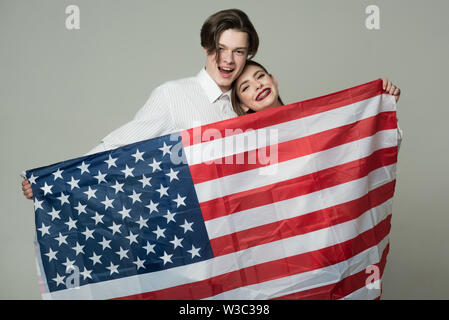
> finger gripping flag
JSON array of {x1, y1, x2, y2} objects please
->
[{"x1": 26, "y1": 79, "x2": 398, "y2": 300}]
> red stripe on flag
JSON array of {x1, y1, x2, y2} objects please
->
[
  {"x1": 113, "y1": 215, "x2": 391, "y2": 300},
  {"x1": 189, "y1": 111, "x2": 397, "y2": 184},
  {"x1": 200, "y1": 146, "x2": 398, "y2": 222},
  {"x1": 181, "y1": 79, "x2": 384, "y2": 147},
  {"x1": 210, "y1": 180, "x2": 395, "y2": 257},
  {"x1": 272, "y1": 244, "x2": 390, "y2": 300}
]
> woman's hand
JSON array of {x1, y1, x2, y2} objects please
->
[{"x1": 383, "y1": 78, "x2": 401, "y2": 102}]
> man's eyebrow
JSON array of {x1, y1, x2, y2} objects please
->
[
  {"x1": 218, "y1": 43, "x2": 248, "y2": 50},
  {"x1": 238, "y1": 70, "x2": 264, "y2": 91}
]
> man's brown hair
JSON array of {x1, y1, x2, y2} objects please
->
[{"x1": 200, "y1": 9, "x2": 259, "y2": 59}]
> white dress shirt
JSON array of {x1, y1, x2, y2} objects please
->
[{"x1": 86, "y1": 68, "x2": 237, "y2": 155}]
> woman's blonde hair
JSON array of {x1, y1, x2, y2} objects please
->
[{"x1": 231, "y1": 60, "x2": 284, "y2": 116}]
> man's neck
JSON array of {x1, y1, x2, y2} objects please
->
[{"x1": 204, "y1": 66, "x2": 231, "y2": 93}]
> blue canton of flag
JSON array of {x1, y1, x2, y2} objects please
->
[{"x1": 26, "y1": 133, "x2": 214, "y2": 293}]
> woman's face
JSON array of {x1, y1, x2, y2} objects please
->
[{"x1": 235, "y1": 64, "x2": 279, "y2": 112}]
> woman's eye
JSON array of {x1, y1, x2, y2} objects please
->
[
  {"x1": 257, "y1": 73, "x2": 265, "y2": 79},
  {"x1": 242, "y1": 86, "x2": 249, "y2": 92}
]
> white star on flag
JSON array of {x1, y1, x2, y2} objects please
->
[
  {"x1": 38, "y1": 223, "x2": 51, "y2": 237},
  {"x1": 67, "y1": 176, "x2": 80, "y2": 190},
  {"x1": 47, "y1": 207, "x2": 61, "y2": 221},
  {"x1": 121, "y1": 165, "x2": 135, "y2": 178},
  {"x1": 101, "y1": 196, "x2": 115, "y2": 210},
  {"x1": 145, "y1": 200, "x2": 159, "y2": 214},
  {"x1": 156, "y1": 184, "x2": 169, "y2": 198},
  {"x1": 74, "y1": 202, "x2": 87, "y2": 215},
  {"x1": 159, "y1": 142, "x2": 172, "y2": 157},
  {"x1": 153, "y1": 225, "x2": 166, "y2": 239},
  {"x1": 94, "y1": 171, "x2": 108, "y2": 184},
  {"x1": 106, "y1": 261, "x2": 118, "y2": 275},
  {"x1": 187, "y1": 245, "x2": 201, "y2": 259},
  {"x1": 115, "y1": 247, "x2": 129, "y2": 260},
  {"x1": 55, "y1": 232, "x2": 68, "y2": 246},
  {"x1": 34, "y1": 198, "x2": 43, "y2": 211},
  {"x1": 83, "y1": 186, "x2": 97, "y2": 200},
  {"x1": 111, "y1": 180, "x2": 124, "y2": 194},
  {"x1": 82, "y1": 227, "x2": 95, "y2": 240},
  {"x1": 57, "y1": 192, "x2": 70, "y2": 205},
  {"x1": 104, "y1": 155, "x2": 118, "y2": 169},
  {"x1": 169, "y1": 235, "x2": 183, "y2": 249},
  {"x1": 52, "y1": 274, "x2": 65, "y2": 287},
  {"x1": 108, "y1": 222, "x2": 122, "y2": 235},
  {"x1": 180, "y1": 219, "x2": 194, "y2": 233},
  {"x1": 138, "y1": 175, "x2": 152, "y2": 188},
  {"x1": 173, "y1": 194, "x2": 186, "y2": 208},
  {"x1": 160, "y1": 251, "x2": 173, "y2": 265},
  {"x1": 165, "y1": 168, "x2": 180, "y2": 182},
  {"x1": 128, "y1": 190, "x2": 142, "y2": 204},
  {"x1": 45, "y1": 248, "x2": 58, "y2": 262},
  {"x1": 52, "y1": 168, "x2": 63, "y2": 180},
  {"x1": 89, "y1": 252, "x2": 102, "y2": 265},
  {"x1": 148, "y1": 159, "x2": 162, "y2": 172},
  {"x1": 131, "y1": 149, "x2": 145, "y2": 163},
  {"x1": 77, "y1": 161, "x2": 90, "y2": 175},
  {"x1": 118, "y1": 205, "x2": 131, "y2": 219},
  {"x1": 133, "y1": 257, "x2": 146, "y2": 270},
  {"x1": 28, "y1": 173, "x2": 38, "y2": 185}
]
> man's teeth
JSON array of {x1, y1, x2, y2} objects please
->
[{"x1": 220, "y1": 67, "x2": 233, "y2": 71}]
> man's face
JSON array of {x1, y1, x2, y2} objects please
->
[{"x1": 204, "y1": 29, "x2": 249, "y2": 92}]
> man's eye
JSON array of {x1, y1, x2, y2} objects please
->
[{"x1": 236, "y1": 50, "x2": 246, "y2": 55}]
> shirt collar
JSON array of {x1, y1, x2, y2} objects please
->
[{"x1": 197, "y1": 68, "x2": 232, "y2": 103}]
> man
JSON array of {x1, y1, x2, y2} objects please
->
[{"x1": 22, "y1": 8, "x2": 259, "y2": 199}]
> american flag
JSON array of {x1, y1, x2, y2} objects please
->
[{"x1": 27, "y1": 79, "x2": 398, "y2": 300}]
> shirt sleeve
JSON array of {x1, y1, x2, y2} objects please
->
[{"x1": 85, "y1": 85, "x2": 176, "y2": 156}]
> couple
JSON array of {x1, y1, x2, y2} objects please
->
[{"x1": 22, "y1": 8, "x2": 401, "y2": 199}]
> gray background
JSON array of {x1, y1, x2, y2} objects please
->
[{"x1": 1, "y1": 0, "x2": 448, "y2": 299}]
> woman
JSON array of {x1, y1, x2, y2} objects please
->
[
  {"x1": 231, "y1": 60, "x2": 284, "y2": 116},
  {"x1": 231, "y1": 60, "x2": 401, "y2": 115}
]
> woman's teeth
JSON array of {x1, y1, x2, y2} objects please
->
[{"x1": 256, "y1": 89, "x2": 271, "y2": 101}]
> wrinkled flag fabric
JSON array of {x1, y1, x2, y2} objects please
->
[{"x1": 26, "y1": 79, "x2": 398, "y2": 300}]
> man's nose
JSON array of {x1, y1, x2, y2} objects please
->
[{"x1": 221, "y1": 49, "x2": 234, "y2": 64}]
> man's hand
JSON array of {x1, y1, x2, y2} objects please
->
[
  {"x1": 383, "y1": 78, "x2": 401, "y2": 102},
  {"x1": 22, "y1": 179, "x2": 33, "y2": 199}
]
